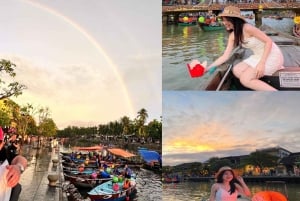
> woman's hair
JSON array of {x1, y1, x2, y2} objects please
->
[
  {"x1": 216, "y1": 169, "x2": 241, "y2": 195},
  {"x1": 223, "y1": 17, "x2": 247, "y2": 47}
]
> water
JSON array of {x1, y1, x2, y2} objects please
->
[
  {"x1": 162, "y1": 17, "x2": 295, "y2": 90},
  {"x1": 162, "y1": 181, "x2": 300, "y2": 201},
  {"x1": 18, "y1": 145, "x2": 162, "y2": 201}
]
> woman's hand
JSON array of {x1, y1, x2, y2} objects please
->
[
  {"x1": 236, "y1": 176, "x2": 245, "y2": 184},
  {"x1": 6, "y1": 165, "x2": 21, "y2": 187},
  {"x1": 255, "y1": 62, "x2": 265, "y2": 78}
]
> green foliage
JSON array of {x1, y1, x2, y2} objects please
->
[
  {"x1": 244, "y1": 151, "x2": 279, "y2": 173},
  {"x1": 0, "y1": 109, "x2": 10, "y2": 126},
  {"x1": 38, "y1": 118, "x2": 57, "y2": 137},
  {"x1": 146, "y1": 119, "x2": 162, "y2": 139},
  {"x1": 0, "y1": 59, "x2": 26, "y2": 99}
]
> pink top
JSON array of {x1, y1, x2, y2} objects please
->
[{"x1": 215, "y1": 187, "x2": 238, "y2": 201}]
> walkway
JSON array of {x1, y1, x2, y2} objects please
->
[{"x1": 18, "y1": 144, "x2": 68, "y2": 201}]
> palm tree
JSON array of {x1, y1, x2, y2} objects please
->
[
  {"x1": 120, "y1": 116, "x2": 131, "y2": 136},
  {"x1": 136, "y1": 108, "x2": 148, "y2": 137}
]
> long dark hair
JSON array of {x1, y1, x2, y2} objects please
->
[
  {"x1": 223, "y1": 17, "x2": 246, "y2": 47},
  {"x1": 216, "y1": 169, "x2": 241, "y2": 195}
]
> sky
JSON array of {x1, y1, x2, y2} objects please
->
[
  {"x1": 162, "y1": 91, "x2": 300, "y2": 166},
  {"x1": 0, "y1": 0, "x2": 161, "y2": 129}
]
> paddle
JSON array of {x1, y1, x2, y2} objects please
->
[{"x1": 216, "y1": 64, "x2": 233, "y2": 91}]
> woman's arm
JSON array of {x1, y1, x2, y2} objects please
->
[
  {"x1": 6, "y1": 155, "x2": 28, "y2": 187},
  {"x1": 207, "y1": 32, "x2": 235, "y2": 70},
  {"x1": 235, "y1": 176, "x2": 251, "y2": 197},
  {"x1": 209, "y1": 183, "x2": 218, "y2": 201}
]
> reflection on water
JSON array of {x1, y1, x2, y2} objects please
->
[
  {"x1": 162, "y1": 181, "x2": 300, "y2": 201},
  {"x1": 133, "y1": 169, "x2": 162, "y2": 201},
  {"x1": 162, "y1": 18, "x2": 294, "y2": 90}
]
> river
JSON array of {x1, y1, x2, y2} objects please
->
[
  {"x1": 18, "y1": 144, "x2": 162, "y2": 201},
  {"x1": 162, "y1": 17, "x2": 295, "y2": 90},
  {"x1": 162, "y1": 181, "x2": 300, "y2": 201}
]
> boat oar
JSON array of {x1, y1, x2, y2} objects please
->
[{"x1": 216, "y1": 64, "x2": 233, "y2": 91}]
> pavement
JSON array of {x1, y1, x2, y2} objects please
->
[{"x1": 18, "y1": 144, "x2": 68, "y2": 201}]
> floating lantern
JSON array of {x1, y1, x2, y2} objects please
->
[{"x1": 294, "y1": 16, "x2": 300, "y2": 24}]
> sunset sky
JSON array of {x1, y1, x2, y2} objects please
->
[
  {"x1": 0, "y1": 0, "x2": 161, "y2": 129},
  {"x1": 162, "y1": 91, "x2": 300, "y2": 166}
]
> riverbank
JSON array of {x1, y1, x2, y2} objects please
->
[
  {"x1": 188, "y1": 175, "x2": 300, "y2": 183},
  {"x1": 18, "y1": 144, "x2": 67, "y2": 201}
]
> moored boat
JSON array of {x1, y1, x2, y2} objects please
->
[
  {"x1": 203, "y1": 25, "x2": 300, "y2": 91},
  {"x1": 87, "y1": 178, "x2": 137, "y2": 201},
  {"x1": 64, "y1": 172, "x2": 112, "y2": 188},
  {"x1": 199, "y1": 24, "x2": 224, "y2": 31},
  {"x1": 178, "y1": 12, "x2": 197, "y2": 26},
  {"x1": 138, "y1": 148, "x2": 161, "y2": 173},
  {"x1": 162, "y1": 176, "x2": 180, "y2": 183}
]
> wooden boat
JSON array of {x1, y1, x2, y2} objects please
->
[
  {"x1": 199, "y1": 24, "x2": 224, "y2": 31},
  {"x1": 178, "y1": 13, "x2": 197, "y2": 26},
  {"x1": 162, "y1": 176, "x2": 180, "y2": 183},
  {"x1": 138, "y1": 148, "x2": 161, "y2": 173},
  {"x1": 64, "y1": 172, "x2": 112, "y2": 188},
  {"x1": 204, "y1": 25, "x2": 300, "y2": 91},
  {"x1": 87, "y1": 178, "x2": 137, "y2": 201}
]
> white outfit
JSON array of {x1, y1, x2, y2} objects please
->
[
  {"x1": 215, "y1": 187, "x2": 238, "y2": 201},
  {"x1": 0, "y1": 160, "x2": 12, "y2": 201},
  {"x1": 242, "y1": 37, "x2": 284, "y2": 75}
]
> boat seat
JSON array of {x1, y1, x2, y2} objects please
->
[{"x1": 272, "y1": 67, "x2": 300, "y2": 76}]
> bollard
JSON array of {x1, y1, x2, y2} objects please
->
[{"x1": 47, "y1": 174, "x2": 59, "y2": 186}]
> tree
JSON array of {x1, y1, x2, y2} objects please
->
[
  {"x1": 0, "y1": 59, "x2": 26, "y2": 99},
  {"x1": 17, "y1": 103, "x2": 38, "y2": 141},
  {"x1": 136, "y1": 108, "x2": 148, "y2": 137},
  {"x1": 0, "y1": 109, "x2": 10, "y2": 126},
  {"x1": 38, "y1": 118, "x2": 57, "y2": 137},
  {"x1": 245, "y1": 151, "x2": 279, "y2": 174},
  {"x1": 120, "y1": 116, "x2": 131, "y2": 136},
  {"x1": 146, "y1": 119, "x2": 162, "y2": 140},
  {"x1": 207, "y1": 157, "x2": 232, "y2": 174}
]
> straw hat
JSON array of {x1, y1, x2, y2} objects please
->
[
  {"x1": 215, "y1": 166, "x2": 234, "y2": 178},
  {"x1": 218, "y1": 6, "x2": 246, "y2": 21}
]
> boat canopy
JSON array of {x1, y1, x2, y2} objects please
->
[
  {"x1": 73, "y1": 145, "x2": 103, "y2": 151},
  {"x1": 107, "y1": 148, "x2": 136, "y2": 158},
  {"x1": 138, "y1": 149, "x2": 161, "y2": 163}
]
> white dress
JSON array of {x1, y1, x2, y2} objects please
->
[
  {"x1": 0, "y1": 160, "x2": 12, "y2": 201},
  {"x1": 215, "y1": 187, "x2": 238, "y2": 201},
  {"x1": 242, "y1": 37, "x2": 284, "y2": 75}
]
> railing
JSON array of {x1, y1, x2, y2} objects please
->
[{"x1": 162, "y1": 2, "x2": 300, "y2": 13}]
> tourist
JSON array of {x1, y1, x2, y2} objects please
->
[
  {"x1": 0, "y1": 127, "x2": 28, "y2": 201},
  {"x1": 207, "y1": 6, "x2": 284, "y2": 91},
  {"x1": 209, "y1": 166, "x2": 251, "y2": 201}
]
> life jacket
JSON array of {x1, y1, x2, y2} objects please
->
[{"x1": 123, "y1": 179, "x2": 130, "y2": 189}]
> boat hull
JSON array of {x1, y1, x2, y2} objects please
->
[
  {"x1": 199, "y1": 23, "x2": 224, "y2": 31},
  {"x1": 88, "y1": 179, "x2": 137, "y2": 201}
]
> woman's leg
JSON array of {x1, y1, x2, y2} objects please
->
[{"x1": 233, "y1": 62, "x2": 277, "y2": 91}]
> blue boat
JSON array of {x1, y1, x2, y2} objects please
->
[
  {"x1": 87, "y1": 178, "x2": 137, "y2": 201},
  {"x1": 138, "y1": 148, "x2": 162, "y2": 172}
]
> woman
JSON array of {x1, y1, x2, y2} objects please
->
[
  {"x1": 209, "y1": 166, "x2": 251, "y2": 201},
  {"x1": 207, "y1": 6, "x2": 284, "y2": 91}
]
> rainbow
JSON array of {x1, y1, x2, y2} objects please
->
[{"x1": 22, "y1": 0, "x2": 135, "y2": 116}]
